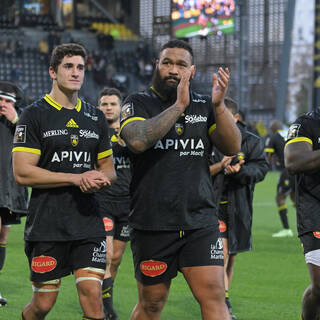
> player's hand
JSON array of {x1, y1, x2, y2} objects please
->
[
  {"x1": 176, "y1": 65, "x2": 195, "y2": 112},
  {"x1": 78, "y1": 170, "x2": 111, "y2": 193},
  {"x1": 0, "y1": 103, "x2": 18, "y2": 122},
  {"x1": 221, "y1": 156, "x2": 233, "y2": 169},
  {"x1": 211, "y1": 67, "x2": 229, "y2": 107},
  {"x1": 224, "y1": 159, "x2": 245, "y2": 175}
]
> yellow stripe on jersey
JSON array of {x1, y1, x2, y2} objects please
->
[
  {"x1": 12, "y1": 147, "x2": 41, "y2": 155},
  {"x1": 44, "y1": 94, "x2": 82, "y2": 112},
  {"x1": 265, "y1": 148, "x2": 275, "y2": 153},
  {"x1": 97, "y1": 149, "x2": 113, "y2": 160},
  {"x1": 208, "y1": 123, "x2": 216, "y2": 135},
  {"x1": 119, "y1": 117, "x2": 146, "y2": 134},
  {"x1": 285, "y1": 137, "x2": 313, "y2": 148},
  {"x1": 110, "y1": 134, "x2": 118, "y2": 143}
]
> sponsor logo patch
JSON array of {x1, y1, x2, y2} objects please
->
[
  {"x1": 185, "y1": 114, "x2": 207, "y2": 124},
  {"x1": 103, "y1": 217, "x2": 114, "y2": 232},
  {"x1": 70, "y1": 134, "x2": 79, "y2": 147},
  {"x1": 31, "y1": 255, "x2": 57, "y2": 273},
  {"x1": 287, "y1": 124, "x2": 301, "y2": 139},
  {"x1": 91, "y1": 241, "x2": 106, "y2": 263},
  {"x1": 219, "y1": 220, "x2": 227, "y2": 233},
  {"x1": 140, "y1": 260, "x2": 167, "y2": 277},
  {"x1": 120, "y1": 103, "x2": 134, "y2": 122},
  {"x1": 313, "y1": 232, "x2": 320, "y2": 239},
  {"x1": 210, "y1": 238, "x2": 224, "y2": 260},
  {"x1": 14, "y1": 125, "x2": 26, "y2": 143}
]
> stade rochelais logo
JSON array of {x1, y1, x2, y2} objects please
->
[{"x1": 185, "y1": 114, "x2": 207, "y2": 124}]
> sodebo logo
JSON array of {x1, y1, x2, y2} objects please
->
[{"x1": 185, "y1": 114, "x2": 207, "y2": 124}]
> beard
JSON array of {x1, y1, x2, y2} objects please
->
[{"x1": 151, "y1": 68, "x2": 179, "y2": 103}]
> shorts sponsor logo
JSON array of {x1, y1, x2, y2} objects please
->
[
  {"x1": 287, "y1": 124, "x2": 301, "y2": 139},
  {"x1": 103, "y1": 217, "x2": 114, "y2": 232},
  {"x1": 140, "y1": 260, "x2": 167, "y2": 277},
  {"x1": 92, "y1": 241, "x2": 106, "y2": 263},
  {"x1": 71, "y1": 134, "x2": 79, "y2": 147},
  {"x1": 14, "y1": 125, "x2": 26, "y2": 143},
  {"x1": 313, "y1": 232, "x2": 320, "y2": 239},
  {"x1": 120, "y1": 103, "x2": 134, "y2": 121},
  {"x1": 120, "y1": 225, "x2": 130, "y2": 238},
  {"x1": 210, "y1": 238, "x2": 224, "y2": 260},
  {"x1": 219, "y1": 220, "x2": 227, "y2": 233},
  {"x1": 31, "y1": 255, "x2": 57, "y2": 273}
]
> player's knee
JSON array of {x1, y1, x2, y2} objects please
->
[
  {"x1": 140, "y1": 296, "x2": 166, "y2": 315},
  {"x1": 311, "y1": 281, "x2": 320, "y2": 299},
  {"x1": 75, "y1": 267, "x2": 105, "y2": 296}
]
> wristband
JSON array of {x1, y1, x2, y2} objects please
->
[{"x1": 11, "y1": 114, "x2": 19, "y2": 124}]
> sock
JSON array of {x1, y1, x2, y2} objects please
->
[
  {"x1": 278, "y1": 205, "x2": 289, "y2": 229},
  {"x1": 0, "y1": 244, "x2": 6, "y2": 271},
  {"x1": 225, "y1": 291, "x2": 232, "y2": 310},
  {"x1": 102, "y1": 277, "x2": 117, "y2": 317}
]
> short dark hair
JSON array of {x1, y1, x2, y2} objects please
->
[
  {"x1": 224, "y1": 96, "x2": 239, "y2": 115},
  {"x1": 50, "y1": 43, "x2": 87, "y2": 72},
  {"x1": 98, "y1": 87, "x2": 122, "y2": 104},
  {"x1": 160, "y1": 39, "x2": 194, "y2": 63}
]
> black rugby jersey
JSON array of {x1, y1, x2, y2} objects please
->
[
  {"x1": 96, "y1": 128, "x2": 131, "y2": 201},
  {"x1": 285, "y1": 109, "x2": 320, "y2": 235},
  {"x1": 12, "y1": 94, "x2": 112, "y2": 241},
  {"x1": 265, "y1": 129, "x2": 287, "y2": 168},
  {"x1": 120, "y1": 88, "x2": 217, "y2": 231}
]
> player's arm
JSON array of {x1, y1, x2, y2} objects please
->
[
  {"x1": 284, "y1": 140, "x2": 320, "y2": 174},
  {"x1": 209, "y1": 68, "x2": 241, "y2": 155},
  {"x1": 12, "y1": 151, "x2": 109, "y2": 191},
  {"x1": 209, "y1": 156, "x2": 232, "y2": 176},
  {"x1": 121, "y1": 67, "x2": 194, "y2": 153}
]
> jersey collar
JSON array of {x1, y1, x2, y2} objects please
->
[{"x1": 44, "y1": 94, "x2": 82, "y2": 112}]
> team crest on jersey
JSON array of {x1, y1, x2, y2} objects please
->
[
  {"x1": 175, "y1": 123, "x2": 184, "y2": 135},
  {"x1": 14, "y1": 125, "x2": 26, "y2": 143},
  {"x1": 120, "y1": 103, "x2": 134, "y2": 121},
  {"x1": 287, "y1": 124, "x2": 301, "y2": 139},
  {"x1": 71, "y1": 134, "x2": 79, "y2": 147}
]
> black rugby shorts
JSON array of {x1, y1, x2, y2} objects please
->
[
  {"x1": 131, "y1": 226, "x2": 224, "y2": 285},
  {"x1": 100, "y1": 200, "x2": 131, "y2": 241},
  {"x1": 0, "y1": 207, "x2": 21, "y2": 225},
  {"x1": 300, "y1": 232, "x2": 320, "y2": 255},
  {"x1": 25, "y1": 237, "x2": 106, "y2": 282},
  {"x1": 218, "y1": 202, "x2": 228, "y2": 238},
  {"x1": 277, "y1": 169, "x2": 295, "y2": 194}
]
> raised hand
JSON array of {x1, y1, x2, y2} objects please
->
[
  {"x1": 211, "y1": 67, "x2": 230, "y2": 106},
  {"x1": 176, "y1": 65, "x2": 195, "y2": 112}
]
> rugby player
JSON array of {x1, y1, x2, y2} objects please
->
[
  {"x1": 284, "y1": 109, "x2": 320, "y2": 320},
  {"x1": 12, "y1": 43, "x2": 116, "y2": 320},
  {"x1": 96, "y1": 87, "x2": 132, "y2": 320},
  {"x1": 265, "y1": 120, "x2": 295, "y2": 237},
  {"x1": 210, "y1": 97, "x2": 269, "y2": 319},
  {"x1": 0, "y1": 81, "x2": 29, "y2": 306},
  {"x1": 119, "y1": 39, "x2": 241, "y2": 320}
]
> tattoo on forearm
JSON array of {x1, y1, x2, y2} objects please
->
[{"x1": 122, "y1": 103, "x2": 182, "y2": 151}]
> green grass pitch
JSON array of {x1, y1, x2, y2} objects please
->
[{"x1": 0, "y1": 171, "x2": 308, "y2": 319}]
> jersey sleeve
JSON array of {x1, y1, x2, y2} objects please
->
[
  {"x1": 97, "y1": 111, "x2": 113, "y2": 160},
  {"x1": 285, "y1": 116, "x2": 313, "y2": 148},
  {"x1": 119, "y1": 94, "x2": 149, "y2": 134},
  {"x1": 264, "y1": 134, "x2": 275, "y2": 154},
  {"x1": 12, "y1": 107, "x2": 42, "y2": 156}
]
